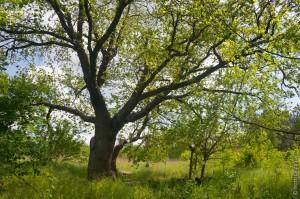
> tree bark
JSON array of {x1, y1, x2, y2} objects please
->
[
  {"x1": 200, "y1": 159, "x2": 207, "y2": 181},
  {"x1": 87, "y1": 125, "x2": 116, "y2": 180},
  {"x1": 189, "y1": 148, "x2": 194, "y2": 179},
  {"x1": 111, "y1": 144, "x2": 125, "y2": 175},
  {"x1": 194, "y1": 154, "x2": 198, "y2": 171}
]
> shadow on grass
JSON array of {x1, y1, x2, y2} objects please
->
[
  {"x1": 48, "y1": 162, "x2": 88, "y2": 179},
  {"x1": 119, "y1": 168, "x2": 194, "y2": 191}
]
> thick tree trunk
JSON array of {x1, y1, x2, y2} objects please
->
[{"x1": 87, "y1": 125, "x2": 116, "y2": 180}]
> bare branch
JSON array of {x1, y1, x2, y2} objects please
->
[
  {"x1": 212, "y1": 47, "x2": 223, "y2": 63},
  {"x1": 232, "y1": 115, "x2": 298, "y2": 135},
  {"x1": 32, "y1": 102, "x2": 95, "y2": 123}
]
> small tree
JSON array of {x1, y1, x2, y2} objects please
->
[
  {"x1": 0, "y1": 71, "x2": 51, "y2": 176},
  {"x1": 0, "y1": 71, "x2": 83, "y2": 176},
  {"x1": 161, "y1": 92, "x2": 240, "y2": 182}
]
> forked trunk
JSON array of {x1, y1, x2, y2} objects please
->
[{"x1": 87, "y1": 125, "x2": 116, "y2": 180}]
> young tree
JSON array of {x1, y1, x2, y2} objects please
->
[
  {"x1": 1, "y1": 0, "x2": 299, "y2": 179},
  {"x1": 0, "y1": 71, "x2": 52, "y2": 176},
  {"x1": 157, "y1": 90, "x2": 241, "y2": 182},
  {"x1": 0, "y1": 70, "x2": 83, "y2": 176}
]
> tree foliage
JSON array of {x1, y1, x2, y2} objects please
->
[{"x1": 0, "y1": 70, "x2": 83, "y2": 177}]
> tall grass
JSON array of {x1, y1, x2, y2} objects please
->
[{"x1": 0, "y1": 153, "x2": 297, "y2": 199}]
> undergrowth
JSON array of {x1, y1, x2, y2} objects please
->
[{"x1": 0, "y1": 154, "x2": 297, "y2": 199}]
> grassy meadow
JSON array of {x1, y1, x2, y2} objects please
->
[{"x1": 0, "y1": 150, "x2": 298, "y2": 199}]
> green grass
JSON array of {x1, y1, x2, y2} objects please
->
[{"x1": 0, "y1": 157, "x2": 297, "y2": 199}]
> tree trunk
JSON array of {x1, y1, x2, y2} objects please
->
[
  {"x1": 87, "y1": 125, "x2": 116, "y2": 180},
  {"x1": 200, "y1": 159, "x2": 207, "y2": 181},
  {"x1": 194, "y1": 154, "x2": 198, "y2": 171},
  {"x1": 189, "y1": 149, "x2": 194, "y2": 179},
  {"x1": 111, "y1": 144, "x2": 125, "y2": 175}
]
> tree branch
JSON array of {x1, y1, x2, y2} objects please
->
[
  {"x1": 278, "y1": 66, "x2": 299, "y2": 96},
  {"x1": 97, "y1": 48, "x2": 117, "y2": 87},
  {"x1": 0, "y1": 26, "x2": 73, "y2": 44},
  {"x1": 92, "y1": 0, "x2": 132, "y2": 56},
  {"x1": 141, "y1": 62, "x2": 227, "y2": 100},
  {"x1": 5, "y1": 39, "x2": 74, "y2": 52},
  {"x1": 113, "y1": 56, "x2": 173, "y2": 125},
  {"x1": 77, "y1": 0, "x2": 84, "y2": 41},
  {"x1": 46, "y1": 0, "x2": 75, "y2": 40},
  {"x1": 113, "y1": 25, "x2": 228, "y2": 126},
  {"x1": 122, "y1": 115, "x2": 149, "y2": 145},
  {"x1": 32, "y1": 102, "x2": 95, "y2": 123},
  {"x1": 259, "y1": 47, "x2": 300, "y2": 60},
  {"x1": 126, "y1": 93, "x2": 189, "y2": 123},
  {"x1": 232, "y1": 115, "x2": 298, "y2": 135},
  {"x1": 201, "y1": 87, "x2": 262, "y2": 100},
  {"x1": 84, "y1": 0, "x2": 93, "y2": 53}
]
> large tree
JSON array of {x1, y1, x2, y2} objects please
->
[{"x1": 0, "y1": 0, "x2": 299, "y2": 179}]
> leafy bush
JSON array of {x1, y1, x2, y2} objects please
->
[
  {"x1": 180, "y1": 150, "x2": 191, "y2": 161},
  {"x1": 0, "y1": 72, "x2": 50, "y2": 176},
  {"x1": 235, "y1": 131, "x2": 274, "y2": 168},
  {"x1": 0, "y1": 71, "x2": 83, "y2": 178},
  {"x1": 46, "y1": 120, "x2": 84, "y2": 161},
  {"x1": 238, "y1": 149, "x2": 258, "y2": 168}
]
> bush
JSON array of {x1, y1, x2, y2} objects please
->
[
  {"x1": 46, "y1": 120, "x2": 84, "y2": 161},
  {"x1": 0, "y1": 72, "x2": 83, "y2": 178},
  {"x1": 238, "y1": 149, "x2": 258, "y2": 168}
]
